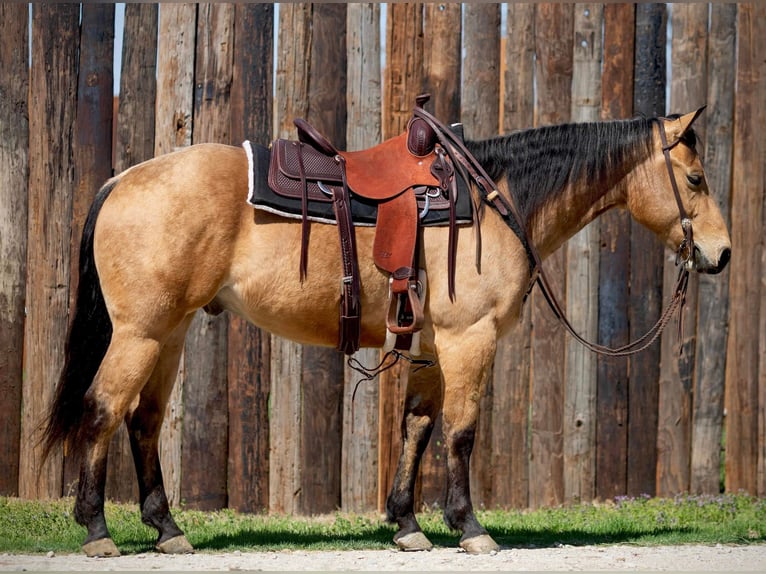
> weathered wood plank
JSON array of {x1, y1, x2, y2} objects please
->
[
  {"x1": 155, "y1": 3, "x2": 197, "y2": 507},
  {"x1": 463, "y1": 2, "x2": 501, "y2": 509},
  {"x1": 0, "y1": 3, "x2": 29, "y2": 497},
  {"x1": 494, "y1": 2, "x2": 535, "y2": 509},
  {"x1": 418, "y1": 3, "x2": 460, "y2": 510},
  {"x1": 270, "y1": 2, "x2": 311, "y2": 515},
  {"x1": 107, "y1": 1, "x2": 158, "y2": 503},
  {"x1": 564, "y1": 2, "x2": 602, "y2": 505},
  {"x1": 342, "y1": 2, "x2": 381, "y2": 513},
  {"x1": 178, "y1": 2, "x2": 235, "y2": 512},
  {"x1": 299, "y1": 2, "x2": 347, "y2": 515},
  {"x1": 529, "y1": 2, "x2": 573, "y2": 509},
  {"x1": 227, "y1": 1, "x2": 273, "y2": 514},
  {"x1": 690, "y1": 2, "x2": 735, "y2": 495},
  {"x1": 19, "y1": 4, "x2": 80, "y2": 499},
  {"x1": 378, "y1": 2, "x2": 425, "y2": 513},
  {"x1": 656, "y1": 3, "x2": 708, "y2": 498},
  {"x1": 63, "y1": 3, "x2": 115, "y2": 497},
  {"x1": 595, "y1": 2, "x2": 634, "y2": 501},
  {"x1": 628, "y1": 2, "x2": 666, "y2": 498},
  {"x1": 725, "y1": 2, "x2": 765, "y2": 495}
]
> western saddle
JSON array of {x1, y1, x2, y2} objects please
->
[{"x1": 268, "y1": 94, "x2": 460, "y2": 355}]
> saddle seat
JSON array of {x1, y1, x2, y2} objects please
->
[{"x1": 269, "y1": 95, "x2": 457, "y2": 355}]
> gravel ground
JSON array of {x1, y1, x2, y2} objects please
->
[{"x1": 2, "y1": 544, "x2": 766, "y2": 571}]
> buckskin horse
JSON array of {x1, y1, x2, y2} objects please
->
[{"x1": 41, "y1": 103, "x2": 730, "y2": 557}]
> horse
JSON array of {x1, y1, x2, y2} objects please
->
[{"x1": 41, "y1": 108, "x2": 730, "y2": 557}]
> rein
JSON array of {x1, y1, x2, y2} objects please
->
[{"x1": 413, "y1": 106, "x2": 693, "y2": 357}]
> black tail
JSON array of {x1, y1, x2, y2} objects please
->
[{"x1": 41, "y1": 179, "x2": 118, "y2": 464}]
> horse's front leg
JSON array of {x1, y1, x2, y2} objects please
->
[
  {"x1": 438, "y1": 328, "x2": 500, "y2": 554},
  {"x1": 386, "y1": 358, "x2": 443, "y2": 551}
]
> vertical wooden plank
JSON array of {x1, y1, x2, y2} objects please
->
[
  {"x1": 63, "y1": 2, "x2": 115, "y2": 497},
  {"x1": 179, "y1": 4, "x2": 234, "y2": 510},
  {"x1": 596, "y1": 3, "x2": 634, "y2": 501},
  {"x1": 691, "y1": 2, "x2": 735, "y2": 495},
  {"x1": 270, "y1": 2, "x2": 311, "y2": 515},
  {"x1": 656, "y1": 3, "x2": 708, "y2": 498},
  {"x1": 299, "y1": 3, "x2": 347, "y2": 515},
  {"x1": 423, "y1": 3, "x2": 461, "y2": 122},
  {"x1": 378, "y1": 2, "x2": 424, "y2": 513},
  {"x1": 342, "y1": 2, "x2": 381, "y2": 513},
  {"x1": 19, "y1": 4, "x2": 80, "y2": 499},
  {"x1": 418, "y1": 3, "x2": 461, "y2": 510},
  {"x1": 528, "y1": 2, "x2": 573, "y2": 510},
  {"x1": 0, "y1": 3, "x2": 28, "y2": 497},
  {"x1": 107, "y1": 1, "x2": 158, "y2": 504},
  {"x1": 494, "y1": 2, "x2": 535, "y2": 509},
  {"x1": 564, "y1": 2, "x2": 602, "y2": 505},
  {"x1": 629, "y1": 2, "x2": 666, "y2": 498},
  {"x1": 227, "y1": 1, "x2": 273, "y2": 514},
  {"x1": 155, "y1": 3, "x2": 197, "y2": 507},
  {"x1": 725, "y1": 2, "x2": 765, "y2": 496},
  {"x1": 463, "y1": 2, "x2": 501, "y2": 509}
]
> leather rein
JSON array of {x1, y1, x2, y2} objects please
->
[{"x1": 413, "y1": 107, "x2": 694, "y2": 357}]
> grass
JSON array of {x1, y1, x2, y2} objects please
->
[{"x1": 1, "y1": 493, "x2": 764, "y2": 555}]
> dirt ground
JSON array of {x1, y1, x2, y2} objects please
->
[{"x1": 2, "y1": 544, "x2": 766, "y2": 572}]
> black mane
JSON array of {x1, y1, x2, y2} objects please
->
[{"x1": 465, "y1": 117, "x2": 658, "y2": 224}]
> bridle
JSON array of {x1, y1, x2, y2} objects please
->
[{"x1": 413, "y1": 105, "x2": 695, "y2": 357}]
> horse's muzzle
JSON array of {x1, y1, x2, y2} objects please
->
[{"x1": 694, "y1": 245, "x2": 731, "y2": 275}]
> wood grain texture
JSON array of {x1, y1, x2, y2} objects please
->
[
  {"x1": 20, "y1": 4, "x2": 80, "y2": 499},
  {"x1": 596, "y1": 3, "x2": 634, "y2": 501},
  {"x1": 417, "y1": 1, "x2": 461, "y2": 511},
  {"x1": 725, "y1": 2, "x2": 765, "y2": 496},
  {"x1": 656, "y1": 3, "x2": 708, "y2": 498},
  {"x1": 377, "y1": 2, "x2": 425, "y2": 514},
  {"x1": 107, "y1": 2, "x2": 158, "y2": 504},
  {"x1": 628, "y1": 2, "x2": 666, "y2": 498},
  {"x1": 529, "y1": 2, "x2": 573, "y2": 509},
  {"x1": 64, "y1": 3, "x2": 115, "y2": 497},
  {"x1": 0, "y1": 3, "x2": 29, "y2": 497},
  {"x1": 227, "y1": 1, "x2": 273, "y2": 514},
  {"x1": 494, "y1": 2, "x2": 535, "y2": 509},
  {"x1": 690, "y1": 2, "x2": 735, "y2": 495},
  {"x1": 564, "y1": 2, "x2": 602, "y2": 505},
  {"x1": 270, "y1": 2, "x2": 310, "y2": 515},
  {"x1": 299, "y1": 2, "x2": 347, "y2": 515},
  {"x1": 342, "y1": 3, "x2": 381, "y2": 513},
  {"x1": 155, "y1": 3, "x2": 197, "y2": 507},
  {"x1": 462, "y1": 2, "x2": 501, "y2": 510}
]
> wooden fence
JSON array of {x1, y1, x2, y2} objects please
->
[{"x1": 1, "y1": 3, "x2": 765, "y2": 514}]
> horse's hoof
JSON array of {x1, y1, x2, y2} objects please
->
[
  {"x1": 156, "y1": 534, "x2": 194, "y2": 554},
  {"x1": 459, "y1": 533, "x2": 499, "y2": 555},
  {"x1": 394, "y1": 531, "x2": 434, "y2": 552},
  {"x1": 82, "y1": 537, "x2": 121, "y2": 557}
]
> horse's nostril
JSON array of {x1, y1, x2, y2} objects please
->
[{"x1": 718, "y1": 247, "x2": 731, "y2": 271}]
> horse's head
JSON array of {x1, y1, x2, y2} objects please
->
[{"x1": 627, "y1": 109, "x2": 731, "y2": 274}]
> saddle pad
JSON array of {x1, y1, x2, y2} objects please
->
[{"x1": 244, "y1": 140, "x2": 472, "y2": 227}]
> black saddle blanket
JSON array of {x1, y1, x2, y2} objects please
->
[{"x1": 244, "y1": 141, "x2": 473, "y2": 227}]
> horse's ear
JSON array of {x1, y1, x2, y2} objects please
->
[{"x1": 668, "y1": 106, "x2": 706, "y2": 139}]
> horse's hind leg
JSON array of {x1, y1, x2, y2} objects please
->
[
  {"x1": 74, "y1": 329, "x2": 163, "y2": 557},
  {"x1": 126, "y1": 316, "x2": 194, "y2": 554},
  {"x1": 386, "y1": 359, "x2": 443, "y2": 552}
]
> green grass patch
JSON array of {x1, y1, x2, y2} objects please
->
[{"x1": 1, "y1": 493, "x2": 763, "y2": 555}]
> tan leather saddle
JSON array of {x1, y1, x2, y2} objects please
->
[{"x1": 268, "y1": 95, "x2": 458, "y2": 355}]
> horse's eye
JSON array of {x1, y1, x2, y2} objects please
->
[{"x1": 687, "y1": 174, "x2": 703, "y2": 187}]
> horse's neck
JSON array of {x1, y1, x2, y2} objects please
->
[{"x1": 526, "y1": 173, "x2": 627, "y2": 260}]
